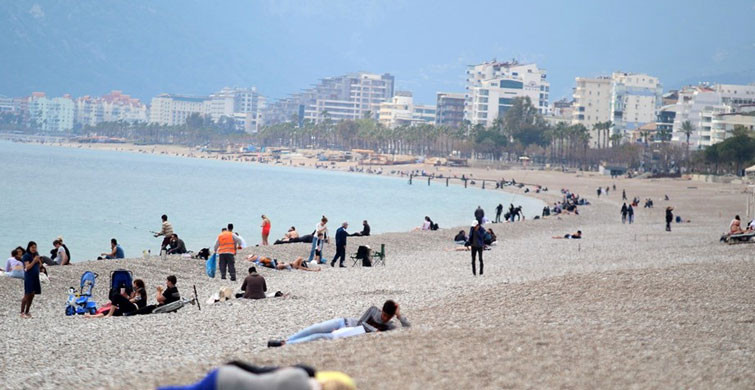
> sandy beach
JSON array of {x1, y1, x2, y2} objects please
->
[{"x1": 1, "y1": 143, "x2": 754, "y2": 389}]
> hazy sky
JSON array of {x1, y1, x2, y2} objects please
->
[{"x1": 1, "y1": 0, "x2": 753, "y2": 105}]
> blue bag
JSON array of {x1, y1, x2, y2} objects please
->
[{"x1": 206, "y1": 253, "x2": 217, "y2": 278}]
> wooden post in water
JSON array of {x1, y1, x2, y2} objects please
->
[
  {"x1": 446, "y1": 178, "x2": 449, "y2": 187},
  {"x1": 427, "y1": 177, "x2": 431, "y2": 186},
  {"x1": 482, "y1": 181, "x2": 485, "y2": 189}
]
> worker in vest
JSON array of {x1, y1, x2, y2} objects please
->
[{"x1": 213, "y1": 224, "x2": 243, "y2": 281}]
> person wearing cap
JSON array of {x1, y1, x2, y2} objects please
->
[{"x1": 468, "y1": 220, "x2": 487, "y2": 276}]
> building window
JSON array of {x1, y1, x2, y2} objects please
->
[{"x1": 499, "y1": 80, "x2": 523, "y2": 89}]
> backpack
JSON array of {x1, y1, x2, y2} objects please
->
[{"x1": 206, "y1": 253, "x2": 217, "y2": 278}]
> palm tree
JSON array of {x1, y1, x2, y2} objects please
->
[{"x1": 681, "y1": 120, "x2": 695, "y2": 166}]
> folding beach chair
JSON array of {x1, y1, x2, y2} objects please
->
[
  {"x1": 351, "y1": 245, "x2": 372, "y2": 267},
  {"x1": 372, "y1": 243, "x2": 386, "y2": 266}
]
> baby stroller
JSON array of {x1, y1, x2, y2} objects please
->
[
  {"x1": 65, "y1": 271, "x2": 98, "y2": 315},
  {"x1": 110, "y1": 269, "x2": 134, "y2": 301}
]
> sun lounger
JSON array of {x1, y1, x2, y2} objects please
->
[{"x1": 721, "y1": 231, "x2": 755, "y2": 244}]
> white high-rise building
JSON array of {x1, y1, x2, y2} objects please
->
[
  {"x1": 610, "y1": 72, "x2": 663, "y2": 137},
  {"x1": 464, "y1": 60, "x2": 549, "y2": 127},
  {"x1": 266, "y1": 72, "x2": 395, "y2": 125},
  {"x1": 572, "y1": 77, "x2": 612, "y2": 145},
  {"x1": 378, "y1": 91, "x2": 435, "y2": 128},
  {"x1": 75, "y1": 90, "x2": 148, "y2": 127},
  {"x1": 28, "y1": 92, "x2": 75, "y2": 132},
  {"x1": 149, "y1": 94, "x2": 209, "y2": 126},
  {"x1": 670, "y1": 83, "x2": 755, "y2": 149},
  {"x1": 207, "y1": 87, "x2": 266, "y2": 132}
]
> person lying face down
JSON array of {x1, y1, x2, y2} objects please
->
[
  {"x1": 267, "y1": 300, "x2": 410, "y2": 347},
  {"x1": 157, "y1": 360, "x2": 356, "y2": 390},
  {"x1": 552, "y1": 230, "x2": 582, "y2": 239}
]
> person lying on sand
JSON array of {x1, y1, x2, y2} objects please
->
[
  {"x1": 157, "y1": 361, "x2": 355, "y2": 390},
  {"x1": 553, "y1": 230, "x2": 582, "y2": 239},
  {"x1": 247, "y1": 255, "x2": 321, "y2": 272},
  {"x1": 267, "y1": 300, "x2": 409, "y2": 347}
]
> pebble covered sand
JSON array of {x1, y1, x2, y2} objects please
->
[{"x1": 1, "y1": 167, "x2": 754, "y2": 389}]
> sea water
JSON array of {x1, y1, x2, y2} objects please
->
[{"x1": 0, "y1": 140, "x2": 544, "y2": 261}]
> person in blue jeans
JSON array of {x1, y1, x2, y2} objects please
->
[
  {"x1": 267, "y1": 300, "x2": 410, "y2": 347},
  {"x1": 307, "y1": 216, "x2": 328, "y2": 262}
]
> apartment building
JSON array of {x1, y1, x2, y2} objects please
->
[
  {"x1": 670, "y1": 83, "x2": 755, "y2": 149},
  {"x1": 75, "y1": 90, "x2": 148, "y2": 127},
  {"x1": 435, "y1": 92, "x2": 465, "y2": 128},
  {"x1": 28, "y1": 92, "x2": 75, "y2": 132},
  {"x1": 149, "y1": 94, "x2": 209, "y2": 126},
  {"x1": 464, "y1": 60, "x2": 549, "y2": 127},
  {"x1": 377, "y1": 91, "x2": 436, "y2": 128},
  {"x1": 609, "y1": 72, "x2": 663, "y2": 137},
  {"x1": 207, "y1": 87, "x2": 266, "y2": 132},
  {"x1": 266, "y1": 72, "x2": 395, "y2": 125},
  {"x1": 571, "y1": 76, "x2": 611, "y2": 138}
]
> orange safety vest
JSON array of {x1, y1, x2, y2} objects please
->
[{"x1": 217, "y1": 231, "x2": 236, "y2": 254}]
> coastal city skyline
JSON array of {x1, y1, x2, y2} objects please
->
[{"x1": 1, "y1": 1, "x2": 754, "y2": 104}]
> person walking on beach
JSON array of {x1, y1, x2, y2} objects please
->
[
  {"x1": 331, "y1": 222, "x2": 348, "y2": 268},
  {"x1": 469, "y1": 221, "x2": 486, "y2": 276},
  {"x1": 153, "y1": 214, "x2": 174, "y2": 251},
  {"x1": 508, "y1": 204, "x2": 515, "y2": 222},
  {"x1": 665, "y1": 207, "x2": 674, "y2": 232},
  {"x1": 20, "y1": 241, "x2": 43, "y2": 318},
  {"x1": 597, "y1": 187, "x2": 602, "y2": 197},
  {"x1": 622, "y1": 189, "x2": 627, "y2": 200},
  {"x1": 214, "y1": 225, "x2": 242, "y2": 281},
  {"x1": 308, "y1": 216, "x2": 328, "y2": 262},
  {"x1": 474, "y1": 206, "x2": 485, "y2": 225},
  {"x1": 495, "y1": 203, "x2": 503, "y2": 223},
  {"x1": 621, "y1": 203, "x2": 628, "y2": 224},
  {"x1": 627, "y1": 204, "x2": 634, "y2": 224},
  {"x1": 260, "y1": 215, "x2": 271, "y2": 246}
]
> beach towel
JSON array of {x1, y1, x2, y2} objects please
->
[{"x1": 206, "y1": 253, "x2": 217, "y2": 278}]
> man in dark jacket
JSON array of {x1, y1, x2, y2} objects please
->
[
  {"x1": 474, "y1": 206, "x2": 485, "y2": 224},
  {"x1": 468, "y1": 221, "x2": 487, "y2": 276},
  {"x1": 331, "y1": 222, "x2": 349, "y2": 268},
  {"x1": 495, "y1": 204, "x2": 503, "y2": 223}
]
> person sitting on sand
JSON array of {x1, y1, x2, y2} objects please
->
[
  {"x1": 98, "y1": 238, "x2": 124, "y2": 260},
  {"x1": 267, "y1": 300, "x2": 410, "y2": 347},
  {"x1": 85, "y1": 279, "x2": 141, "y2": 318},
  {"x1": 350, "y1": 220, "x2": 371, "y2": 237},
  {"x1": 553, "y1": 230, "x2": 582, "y2": 239},
  {"x1": 51, "y1": 239, "x2": 69, "y2": 265},
  {"x1": 453, "y1": 230, "x2": 468, "y2": 245},
  {"x1": 131, "y1": 275, "x2": 180, "y2": 315},
  {"x1": 484, "y1": 228, "x2": 497, "y2": 245},
  {"x1": 4, "y1": 247, "x2": 25, "y2": 279},
  {"x1": 239, "y1": 267, "x2": 266, "y2": 299},
  {"x1": 414, "y1": 216, "x2": 433, "y2": 231},
  {"x1": 166, "y1": 234, "x2": 187, "y2": 255},
  {"x1": 729, "y1": 215, "x2": 746, "y2": 235}
]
